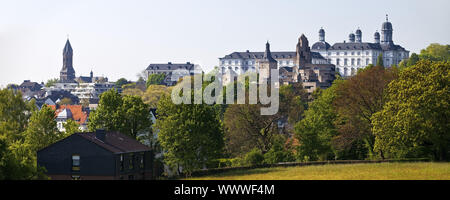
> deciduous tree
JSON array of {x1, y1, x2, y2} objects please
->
[{"x1": 372, "y1": 60, "x2": 450, "y2": 160}]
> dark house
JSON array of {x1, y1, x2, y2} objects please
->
[{"x1": 37, "y1": 130, "x2": 153, "y2": 180}]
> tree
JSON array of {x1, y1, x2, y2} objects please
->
[
  {"x1": 142, "y1": 85, "x2": 171, "y2": 108},
  {"x1": 419, "y1": 43, "x2": 450, "y2": 62},
  {"x1": 45, "y1": 78, "x2": 59, "y2": 87},
  {"x1": 294, "y1": 79, "x2": 343, "y2": 161},
  {"x1": 25, "y1": 105, "x2": 63, "y2": 152},
  {"x1": 407, "y1": 53, "x2": 420, "y2": 66},
  {"x1": 88, "y1": 89, "x2": 123, "y2": 132},
  {"x1": 333, "y1": 66, "x2": 398, "y2": 159},
  {"x1": 146, "y1": 73, "x2": 166, "y2": 87},
  {"x1": 0, "y1": 89, "x2": 33, "y2": 142},
  {"x1": 63, "y1": 119, "x2": 80, "y2": 135},
  {"x1": 372, "y1": 60, "x2": 450, "y2": 160},
  {"x1": 0, "y1": 89, "x2": 46, "y2": 180},
  {"x1": 119, "y1": 95, "x2": 152, "y2": 139},
  {"x1": 224, "y1": 103, "x2": 279, "y2": 157},
  {"x1": 115, "y1": 78, "x2": 129, "y2": 88},
  {"x1": 376, "y1": 53, "x2": 384, "y2": 67},
  {"x1": 156, "y1": 93, "x2": 224, "y2": 175},
  {"x1": 57, "y1": 97, "x2": 73, "y2": 105},
  {"x1": 279, "y1": 82, "x2": 308, "y2": 126},
  {"x1": 88, "y1": 89, "x2": 152, "y2": 139},
  {"x1": 263, "y1": 135, "x2": 295, "y2": 164}
]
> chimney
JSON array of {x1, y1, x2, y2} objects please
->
[{"x1": 95, "y1": 129, "x2": 106, "y2": 142}]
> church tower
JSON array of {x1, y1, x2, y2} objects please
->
[
  {"x1": 60, "y1": 39, "x2": 76, "y2": 83},
  {"x1": 258, "y1": 41, "x2": 278, "y2": 84}
]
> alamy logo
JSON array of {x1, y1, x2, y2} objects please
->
[{"x1": 170, "y1": 68, "x2": 279, "y2": 115}]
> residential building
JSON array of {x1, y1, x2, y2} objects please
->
[
  {"x1": 49, "y1": 105, "x2": 89, "y2": 132},
  {"x1": 37, "y1": 130, "x2": 153, "y2": 180},
  {"x1": 144, "y1": 62, "x2": 202, "y2": 86}
]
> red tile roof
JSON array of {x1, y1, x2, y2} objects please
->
[{"x1": 49, "y1": 105, "x2": 88, "y2": 125}]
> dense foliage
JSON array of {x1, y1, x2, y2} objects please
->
[{"x1": 372, "y1": 60, "x2": 450, "y2": 160}]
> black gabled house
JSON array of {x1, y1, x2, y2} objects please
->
[{"x1": 37, "y1": 130, "x2": 153, "y2": 180}]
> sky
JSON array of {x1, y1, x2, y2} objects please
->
[{"x1": 0, "y1": 0, "x2": 449, "y2": 87}]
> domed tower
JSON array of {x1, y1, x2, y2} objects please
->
[
  {"x1": 312, "y1": 27, "x2": 331, "y2": 51},
  {"x1": 374, "y1": 31, "x2": 380, "y2": 43},
  {"x1": 349, "y1": 33, "x2": 355, "y2": 43},
  {"x1": 355, "y1": 28, "x2": 362, "y2": 43},
  {"x1": 319, "y1": 27, "x2": 325, "y2": 42},
  {"x1": 381, "y1": 14, "x2": 393, "y2": 45}
]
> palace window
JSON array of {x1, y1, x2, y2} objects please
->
[
  {"x1": 344, "y1": 58, "x2": 348, "y2": 66},
  {"x1": 357, "y1": 58, "x2": 361, "y2": 66},
  {"x1": 351, "y1": 58, "x2": 355, "y2": 65}
]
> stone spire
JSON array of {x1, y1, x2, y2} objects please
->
[
  {"x1": 263, "y1": 41, "x2": 277, "y2": 62},
  {"x1": 60, "y1": 39, "x2": 76, "y2": 83}
]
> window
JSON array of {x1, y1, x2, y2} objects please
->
[
  {"x1": 336, "y1": 59, "x2": 340, "y2": 66},
  {"x1": 357, "y1": 58, "x2": 361, "y2": 66},
  {"x1": 357, "y1": 51, "x2": 361, "y2": 55},
  {"x1": 344, "y1": 58, "x2": 348, "y2": 66},
  {"x1": 140, "y1": 153, "x2": 144, "y2": 169},
  {"x1": 72, "y1": 155, "x2": 80, "y2": 171},
  {"x1": 129, "y1": 153, "x2": 134, "y2": 170},
  {"x1": 120, "y1": 154, "x2": 124, "y2": 172},
  {"x1": 71, "y1": 175, "x2": 80, "y2": 180},
  {"x1": 344, "y1": 52, "x2": 347, "y2": 55},
  {"x1": 351, "y1": 58, "x2": 355, "y2": 65},
  {"x1": 351, "y1": 51, "x2": 355, "y2": 55},
  {"x1": 366, "y1": 59, "x2": 370, "y2": 65},
  {"x1": 366, "y1": 51, "x2": 369, "y2": 55}
]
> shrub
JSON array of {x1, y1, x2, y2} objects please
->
[
  {"x1": 244, "y1": 148, "x2": 264, "y2": 166},
  {"x1": 264, "y1": 142, "x2": 295, "y2": 164}
]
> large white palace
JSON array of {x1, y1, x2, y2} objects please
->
[{"x1": 311, "y1": 15, "x2": 409, "y2": 77}]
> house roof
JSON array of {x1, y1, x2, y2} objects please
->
[
  {"x1": 49, "y1": 105, "x2": 88, "y2": 125},
  {"x1": 146, "y1": 62, "x2": 195, "y2": 71},
  {"x1": 76, "y1": 131, "x2": 151, "y2": 153}
]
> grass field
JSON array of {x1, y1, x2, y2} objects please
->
[{"x1": 186, "y1": 162, "x2": 450, "y2": 180}]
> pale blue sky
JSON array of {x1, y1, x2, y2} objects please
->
[{"x1": 0, "y1": 0, "x2": 449, "y2": 86}]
